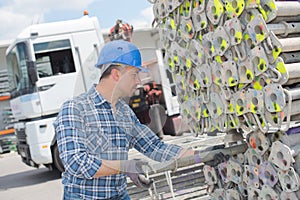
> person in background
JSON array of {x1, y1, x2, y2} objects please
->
[
  {"x1": 114, "y1": 19, "x2": 123, "y2": 35},
  {"x1": 54, "y1": 40, "x2": 198, "y2": 200}
]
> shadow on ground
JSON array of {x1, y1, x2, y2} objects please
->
[{"x1": 0, "y1": 168, "x2": 61, "y2": 190}]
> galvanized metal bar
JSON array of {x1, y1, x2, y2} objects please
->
[
  {"x1": 286, "y1": 63, "x2": 300, "y2": 80},
  {"x1": 285, "y1": 78, "x2": 300, "y2": 86},
  {"x1": 288, "y1": 88, "x2": 300, "y2": 101},
  {"x1": 280, "y1": 37, "x2": 300, "y2": 52},
  {"x1": 281, "y1": 52, "x2": 300, "y2": 64},
  {"x1": 271, "y1": 16, "x2": 300, "y2": 24},
  {"x1": 148, "y1": 143, "x2": 248, "y2": 175},
  {"x1": 284, "y1": 62, "x2": 300, "y2": 86},
  {"x1": 290, "y1": 99, "x2": 300, "y2": 117},
  {"x1": 268, "y1": 22, "x2": 300, "y2": 36},
  {"x1": 276, "y1": 1, "x2": 300, "y2": 17}
]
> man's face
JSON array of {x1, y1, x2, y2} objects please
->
[{"x1": 117, "y1": 66, "x2": 141, "y2": 97}]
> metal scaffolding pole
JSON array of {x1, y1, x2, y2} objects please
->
[
  {"x1": 276, "y1": 1, "x2": 300, "y2": 17},
  {"x1": 272, "y1": 16, "x2": 300, "y2": 24},
  {"x1": 289, "y1": 88, "x2": 300, "y2": 101},
  {"x1": 280, "y1": 37, "x2": 300, "y2": 52},
  {"x1": 286, "y1": 63, "x2": 300, "y2": 80},
  {"x1": 148, "y1": 143, "x2": 248, "y2": 175},
  {"x1": 268, "y1": 22, "x2": 300, "y2": 36},
  {"x1": 291, "y1": 99, "x2": 300, "y2": 117}
]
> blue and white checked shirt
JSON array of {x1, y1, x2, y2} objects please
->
[{"x1": 53, "y1": 85, "x2": 182, "y2": 199}]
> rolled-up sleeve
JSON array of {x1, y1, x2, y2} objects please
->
[
  {"x1": 129, "y1": 111, "x2": 182, "y2": 162},
  {"x1": 53, "y1": 100, "x2": 101, "y2": 179}
]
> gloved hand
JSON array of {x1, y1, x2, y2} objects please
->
[
  {"x1": 204, "y1": 152, "x2": 229, "y2": 166},
  {"x1": 194, "y1": 144, "x2": 227, "y2": 166},
  {"x1": 194, "y1": 150, "x2": 202, "y2": 164},
  {"x1": 213, "y1": 152, "x2": 229, "y2": 166},
  {"x1": 120, "y1": 159, "x2": 153, "y2": 188}
]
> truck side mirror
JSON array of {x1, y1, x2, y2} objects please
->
[{"x1": 27, "y1": 61, "x2": 38, "y2": 85}]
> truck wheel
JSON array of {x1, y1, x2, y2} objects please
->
[{"x1": 53, "y1": 144, "x2": 65, "y2": 172}]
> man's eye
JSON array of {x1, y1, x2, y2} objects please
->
[{"x1": 132, "y1": 74, "x2": 138, "y2": 78}]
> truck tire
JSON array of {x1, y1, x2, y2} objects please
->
[{"x1": 53, "y1": 143, "x2": 65, "y2": 172}]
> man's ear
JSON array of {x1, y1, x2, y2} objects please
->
[{"x1": 110, "y1": 68, "x2": 121, "y2": 81}]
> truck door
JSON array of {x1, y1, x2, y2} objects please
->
[{"x1": 33, "y1": 37, "x2": 85, "y2": 116}]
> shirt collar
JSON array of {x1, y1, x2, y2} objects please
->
[
  {"x1": 88, "y1": 84, "x2": 126, "y2": 108},
  {"x1": 88, "y1": 84, "x2": 107, "y2": 106}
]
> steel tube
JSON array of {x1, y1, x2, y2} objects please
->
[
  {"x1": 268, "y1": 23, "x2": 300, "y2": 36},
  {"x1": 285, "y1": 78, "x2": 300, "y2": 86},
  {"x1": 280, "y1": 37, "x2": 300, "y2": 52},
  {"x1": 276, "y1": 2, "x2": 300, "y2": 17},
  {"x1": 288, "y1": 88, "x2": 300, "y2": 101},
  {"x1": 281, "y1": 52, "x2": 300, "y2": 64},
  {"x1": 286, "y1": 63, "x2": 300, "y2": 80},
  {"x1": 148, "y1": 143, "x2": 248, "y2": 175},
  {"x1": 290, "y1": 99, "x2": 300, "y2": 117},
  {"x1": 284, "y1": 62, "x2": 300, "y2": 86},
  {"x1": 271, "y1": 16, "x2": 300, "y2": 24}
]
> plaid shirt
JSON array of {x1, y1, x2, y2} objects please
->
[{"x1": 53, "y1": 85, "x2": 182, "y2": 199}]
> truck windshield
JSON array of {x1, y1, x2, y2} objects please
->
[{"x1": 6, "y1": 42, "x2": 34, "y2": 98}]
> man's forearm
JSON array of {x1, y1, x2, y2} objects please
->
[
  {"x1": 93, "y1": 150, "x2": 197, "y2": 178},
  {"x1": 178, "y1": 149, "x2": 195, "y2": 158},
  {"x1": 93, "y1": 160, "x2": 120, "y2": 178}
]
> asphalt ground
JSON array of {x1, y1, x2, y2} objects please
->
[{"x1": 0, "y1": 152, "x2": 62, "y2": 200}]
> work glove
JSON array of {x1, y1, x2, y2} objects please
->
[
  {"x1": 204, "y1": 152, "x2": 229, "y2": 167},
  {"x1": 194, "y1": 150, "x2": 202, "y2": 164},
  {"x1": 120, "y1": 159, "x2": 153, "y2": 188},
  {"x1": 194, "y1": 144, "x2": 227, "y2": 165},
  {"x1": 213, "y1": 152, "x2": 229, "y2": 165}
]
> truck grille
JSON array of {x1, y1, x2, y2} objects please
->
[{"x1": 15, "y1": 128, "x2": 26, "y2": 142}]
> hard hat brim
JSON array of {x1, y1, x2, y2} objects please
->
[{"x1": 97, "y1": 63, "x2": 149, "y2": 75}]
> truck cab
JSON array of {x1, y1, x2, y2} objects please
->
[{"x1": 6, "y1": 15, "x2": 104, "y2": 171}]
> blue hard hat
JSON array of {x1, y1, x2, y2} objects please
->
[{"x1": 96, "y1": 40, "x2": 148, "y2": 72}]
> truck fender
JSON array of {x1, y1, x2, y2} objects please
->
[{"x1": 51, "y1": 133, "x2": 57, "y2": 146}]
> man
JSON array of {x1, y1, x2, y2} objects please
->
[
  {"x1": 54, "y1": 40, "x2": 197, "y2": 199},
  {"x1": 114, "y1": 19, "x2": 123, "y2": 35}
]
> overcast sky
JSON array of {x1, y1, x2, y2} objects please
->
[{"x1": 0, "y1": 0, "x2": 154, "y2": 41}]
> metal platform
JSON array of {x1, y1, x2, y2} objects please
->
[{"x1": 127, "y1": 133, "x2": 226, "y2": 200}]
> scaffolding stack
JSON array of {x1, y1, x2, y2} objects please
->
[
  {"x1": 0, "y1": 69, "x2": 9, "y2": 97},
  {"x1": 0, "y1": 68, "x2": 15, "y2": 153},
  {"x1": 0, "y1": 68, "x2": 13, "y2": 130},
  {"x1": 146, "y1": 0, "x2": 300, "y2": 199}
]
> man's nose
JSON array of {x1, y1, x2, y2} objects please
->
[{"x1": 136, "y1": 75, "x2": 141, "y2": 84}]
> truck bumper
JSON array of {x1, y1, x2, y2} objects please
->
[
  {"x1": 15, "y1": 117, "x2": 56, "y2": 167},
  {"x1": 30, "y1": 142, "x2": 53, "y2": 164},
  {"x1": 18, "y1": 142, "x2": 53, "y2": 167},
  {"x1": 17, "y1": 143, "x2": 38, "y2": 167}
]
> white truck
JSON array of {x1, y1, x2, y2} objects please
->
[{"x1": 6, "y1": 15, "x2": 184, "y2": 171}]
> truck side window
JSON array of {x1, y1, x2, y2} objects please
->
[{"x1": 34, "y1": 40, "x2": 75, "y2": 78}]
